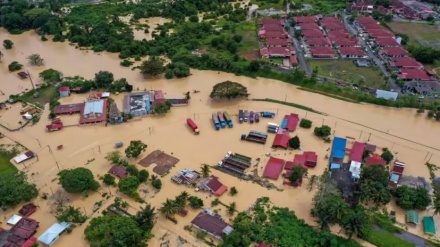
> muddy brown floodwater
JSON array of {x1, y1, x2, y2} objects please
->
[{"x1": 1, "y1": 28, "x2": 440, "y2": 246}]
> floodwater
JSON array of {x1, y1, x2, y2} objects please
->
[{"x1": 1, "y1": 28, "x2": 440, "y2": 246}]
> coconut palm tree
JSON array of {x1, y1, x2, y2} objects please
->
[
  {"x1": 134, "y1": 204, "x2": 156, "y2": 232},
  {"x1": 201, "y1": 164, "x2": 210, "y2": 178},
  {"x1": 307, "y1": 175, "x2": 319, "y2": 192},
  {"x1": 159, "y1": 199, "x2": 178, "y2": 219},
  {"x1": 175, "y1": 191, "x2": 189, "y2": 208},
  {"x1": 227, "y1": 202, "x2": 236, "y2": 215}
]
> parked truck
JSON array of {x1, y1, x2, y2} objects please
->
[
  {"x1": 187, "y1": 118, "x2": 200, "y2": 134},
  {"x1": 223, "y1": 111, "x2": 233, "y2": 128},
  {"x1": 249, "y1": 111, "x2": 255, "y2": 123},
  {"x1": 217, "y1": 112, "x2": 226, "y2": 128},
  {"x1": 212, "y1": 113, "x2": 220, "y2": 130},
  {"x1": 20, "y1": 106, "x2": 35, "y2": 115},
  {"x1": 243, "y1": 110, "x2": 249, "y2": 122},
  {"x1": 238, "y1": 110, "x2": 244, "y2": 123},
  {"x1": 260, "y1": 112, "x2": 275, "y2": 118}
]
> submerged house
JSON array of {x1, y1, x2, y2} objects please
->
[
  {"x1": 198, "y1": 176, "x2": 228, "y2": 196},
  {"x1": 330, "y1": 137, "x2": 347, "y2": 169},
  {"x1": 108, "y1": 103, "x2": 123, "y2": 124},
  {"x1": 38, "y1": 222, "x2": 70, "y2": 246},
  {"x1": 191, "y1": 209, "x2": 233, "y2": 239}
]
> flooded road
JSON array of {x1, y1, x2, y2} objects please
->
[{"x1": 1, "y1": 28, "x2": 440, "y2": 246}]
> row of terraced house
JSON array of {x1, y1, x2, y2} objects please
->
[
  {"x1": 294, "y1": 15, "x2": 368, "y2": 59},
  {"x1": 354, "y1": 16, "x2": 438, "y2": 93},
  {"x1": 258, "y1": 18, "x2": 299, "y2": 68}
]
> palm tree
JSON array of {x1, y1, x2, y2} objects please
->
[
  {"x1": 307, "y1": 175, "x2": 319, "y2": 192},
  {"x1": 134, "y1": 204, "x2": 156, "y2": 232},
  {"x1": 175, "y1": 191, "x2": 189, "y2": 208},
  {"x1": 201, "y1": 164, "x2": 210, "y2": 178},
  {"x1": 159, "y1": 199, "x2": 178, "y2": 219},
  {"x1": 184, "y1": 91, "x2": 191, "y2": 100},
  {"x1": 227, "y1": 202, "x2": 236, "y2": 215}
]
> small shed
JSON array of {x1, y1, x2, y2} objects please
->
[
  {"x1": 406, "y1": 210, "x2": 419, "y2": 225},
  {"x1": 7, "y1": 214, "x2": 23, "y2": 225},
  {"x1": 58, "y1": 86, "x2": 70, "y2": 97},
  {"x1": 423, "y1": 216, "x2": 436, "y2": 235},
  {"x1": 38, "y1": 222, "x2": 70, "y2": 246}
]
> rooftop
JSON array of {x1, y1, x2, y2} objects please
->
[
  {"x1": 302, "y1": 29, "x2": 325, "y2": 38},
  {"x1": 374, "y1": 37, "x2": 400, "y2": 47},
  {"x1": 172, "y1": 169, "x2": 200, "y2": 184},
  {"x1": 191, "y1": 211, "x2": 233, "y2": 239},
  {"x1": 54, "y1": 103, "x2": 83, "y2": 115},
  {"x1": 293, "y1": 16, "x2": 317, "y2": 23},
  {"x1": 310, "y1": 46, "x2": 335, "y2": 57},
  {"x1": 339, "y1": 47, "x2": 366, "y2": 56},
  {"x1": 390, "y1": 57, "x2": 423, "y2": 69},
  {"x1": 306, "y1": 37, "x2": 331, "y2": 46},
  {"x1": 263, "y1": 157, "x2": 285, "y2": 180},
  {"x1": 108, "y1": 165, "x2": 128, "y2": 178},
  {"x1": 266, "y1": 38, "x2": 291, "y2": 46},
  {"x1": 80, "y1": 99, "x2": 108, "y2": 124},
  {"x1": 331, "y1": 37, "x2": 358, "y2": 46},
  {"x1": 381, "y1": 47, "x2": 409, "y2": 56},
  {"x1": 321, "y1": 22, "x2": 345, "y2": 30},
  {"x1": 350, "y1": 141, "x2": 365, "y2": 162},
  {"x1": 272, "y1": 132, "x2": 290, "y2": 149},
  {"x1": 299, "y1": 22, "x2": 320, "y2": 30},
  {"x1": 400, "y1": 68, "x2": 431, "y2": 81},
  {"x1": 206, "y1": 176, "x2": 228, "y2": 196},
  {"x1": 376, "y1": 89, "x2": 399, "y2": 101}
]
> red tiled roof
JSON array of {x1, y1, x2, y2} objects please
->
[
  {"x1": 292, "y1": 154, "x2": 305, "y2": 167},
  {"x1": 339, "y1": 47, "x2": 366, "y2": 56},
  {"x1": 368, "y1": 29, "x2": 394, "y2": 38},
  {"x1": 260, "y1": 47, "x2": 269, "y2": 56},
  {"x1": 327, "y1": 30, "x2": 350, "y2": 39},
  {"x1": 268, "y1": 47, "x2": 291, "y2": 56},
  {"x1": 302, "y1": 29, "x2": 325, "y2": 38},
  {"x1": 356, "y1": 16, "x2": 377, "y2": 25},
  {"x1": 399, "y1": 68, "x2": 431, "y2": 81},
  {"x1": 331, "y1": 37, "x2": 358, "y2": 46},
  {"x1": 381, "y1": 47, "x2": 409, "y2": 56},
  {"x1": 374, "y1": 37, "x2": 400, "y2": 47},
  {"x1": 321, "y1": 16, "x2": 340, "y2": 23},
  {"x1": 191, "y1": 212, "x2": 232, "y2": 239},
  {"x1": 299, "y1": 22, "x2": 320, "y2": 30},
  {"x1": 304, "y1": 151, "x2": 318, "y2": 167},
  {"x1": 266, "y1": 38, "x2": 291, "y2": 46},
  {"x1": 263, "y1": 157, "x2": 285, "y2": 180},
  {"x1": 21, "y1": 237, "x2": 37, "y2": 247},
  {"x1": 259, "y1": 18, "x2": 284, "y2": 26},
  {"x1": 54, "y1": 103, "x2": 83, "y2": 115},
  {"x1": 321, "y1": 22, "x2": 345, "y2": 30},
  {"x1": 390, "y1": 57, "x2": 423, "y2": 69},
  {"x1": 272, "y1": 132, "x2": 290, "y2": 149},
  {"x1": 108, "y1": 165, "x2": 128, "y2": 178},
  {"x1": 365, "y1": 153, "x2": 386, "y2": 166},
  {"x1": 350, "y1": 142, "x2": 365, "y2": 162},
  {"x1": 361, "y1": 23, "x2": 383, "y2": 30},
  {"x1": 285, "y1": 113, "x2": 299, "y2": 132},
  {"x1": 293, "y1": 16, "x2": 317, "y2": 23},
  {"x1": 310, "y1": 47, "x2": 335, "y2": 57},
  {"x1": 206, "y1": 176, "x2": 228, "y2": 196},
  {"x1": 262, "y1": 24, "x2": 284, "y2": 31},
  {"x1": 58, "y1": 86, "x2": 70, "y2": 92},
  {"x1": 290, "y1": 56, "x2": 298, "y2": 65},
  {"x1": 259, "y1": 30, "x2": 288, "y2": 39},
  {"x1": 18, "y1": 204, "x2": 37, "y2": 217},
  {"x1": 392, "y1": 161, "x2": 405, "y2": 174},
  {"x1": 306, "y1": 37, "x2": 331, "y2": 46},
  {"x1": 154, "y1": 90, "x2": 164, "y2": 100}
]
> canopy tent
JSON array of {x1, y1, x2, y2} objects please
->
[
  {"x1": 38, "y1": 222, "x2": 70, "y2": 246},
  {"x1": 406, "y1": 210, "x2": 419, "y2": 225},
  {"x1": 423, "y1": 216, "x2": 436, "y2": 235}
]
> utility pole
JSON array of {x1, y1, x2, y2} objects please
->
[
  {"x1": 359, "y1": 130, "x2": 363, "y2": 139},
  {"x1": 55, "y1": 162, "x2": 60, "y2": 171},
  {"x1": 368, "y1": 133, "x2": 371, "y2": 142},
  {"x1": 284, "y1": 94, "x2": 287, "y2": 102},
  {"x1": 36, "y1": 138, "x2": 41, "y2": 147},
  {"x1": 305, "y1": 112, "x2": 308, "y2": 119},
  {"x1": 27, "y1": 71, "x2": 36, "y2": 90},
  {"x1": 98, "y1": 146, "x2": 101, "y2": 154},
  {"x1": 425, "y1": 151, "x2": 430, "y2": 160}
]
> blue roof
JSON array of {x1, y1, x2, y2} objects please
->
[
  {"x1": 331, "y1": 137, "x2": 346, "y2": 159},
  {"x1": 38, "y1": 222, "x2": 70, "y2": 245},
  {"x1": 390, "y1": 173, "x2": 400, "y2": 182},
  {"x1": 330, "y1": 163, "x2": 341, "y2": 169}
]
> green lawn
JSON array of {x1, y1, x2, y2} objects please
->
[
  {"x1": 0, "y1": 152, "x2": 18, "y2": 175},
  {"x1": 19, "y1": 86, "x2": 57, "y2": 106},
  {"x1": 236, "y1": 21, "x2": 259, "y2": 60},
  {"x1": 308, "y1": 59, "x2": 386, "y2": 88},
  {"x1": 250, "y1": 0, "x2": 285, "y2": 10},
  {"x1": 389, "y1": 22, "x2": 440, "y2": 49},
  {"x1": 364, "y1": 229, "x2": 415, "y2": 247}
]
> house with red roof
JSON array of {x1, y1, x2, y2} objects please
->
[
  {"x1": 389, "y1": 57, "x2": 424, "y2": 69},
  {"x1": 374, "y1": 37, "x2": 400, "y2": 47},
  {"x1": 290, "y1": 56, "x2": 298, "y2": 67},
  {"x1": 299, "y1": 22, "x2": 320, "y2": 30},
  {"x1": 399, "y1": 68, "x2": 431, "y2": 81},
  {"x1": 390, "y1": 161, "x2": 405, "y2": 188},
  {"x1": 327, "y1": 30, "x2": 350, "y2": 39},
  {"x1": 108, "y1": 165, "x2": 128, "y2": 179},
  {"x1": 266, "y1": 38, "x2": 291, "y2": 47},
  {"x1": 191, "y1": 210, "x2": 233, "y2": 239},
  {"x1": 349, "y1": 142, "x2": 365, "y2": 163},
  {"x1": 339, "y1": 47, "x2": 367, "y2": 58},
  {"x1": 272, "y1": 131, "x2": 290, "y2": 149},
  {"x1": 0, "y1": 218, "x2": 39, "y2": 247},
  {"x1": 321, "y1": 22, "x2": 346, "y2": 31},
  {"x1": 282, "y1": 113, "x2": 299, "y2": 132},
  {"x1": 381, "y1": 47, "x2": 409, "y2": 57},
  {"x1": 348, "y1": 1, "x2": 374, "y2": 13},
  {"x1": 260, "y1": 47, "x2": 270, "y2": 58},
  {"x1": 258, "y1": 18, "x2": 284, "y2": 27},
  {"x1": 263, "y1": 157, "x2": 285, "y2": 180},
  {"x1": 331, "y1": 37, "x2": 358, "y2": 47},
  {"x1": 368, "y1": 29, "x2": 395, "y2": 39},
  {"x1": 361, "y1": 23, "x2": 383, "y2": 31},
  {"x1": 306, "y1": 37, "x2": 331, "y2": 47},
  {"x1": 302, "y1": 29, "x2": 325, "y2": 38},
  {"x1": 293, "y1": 16, "x2": 317, "y2": 23},
  {"x1": 260, "y1": 47, "x2": 292, "y2": 58},
  {"x1": 288, "y1": 151, "x2": 318, "y2": 168},
  {"x1": 356, "y1": 16, "x2": 377, "y2": 25},
  {"x1": 259, "y1": 30, "x2": 289, "y2": 39},
  {"x1": 198, "y1": 176, "x2": 228, "y2": 196},
  {"x1": 58, "y1": 86, "x2": 70, "y2": 97},
  {"x1": 310, "y1": 47, "x2": 335, "y2": 58},
  {"x1": 365, "y1": 153, "x2": 386, "y2": 166},
  {"x1": 262, "y1": 24, "x2": 284, "y2": 32},
  {"x1": 321, "y1": 16, "x2": 340, "y2": 23}
]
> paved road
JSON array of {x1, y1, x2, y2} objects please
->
[
  {"x1": 288, "y1": 26, "x2": 312, "y2": 76},
  {"x1": 343, "y1": 16, "x2": 401, "y2": 93}
]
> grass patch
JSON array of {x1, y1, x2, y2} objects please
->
[
  {"x1": 308, "y1": 59, "x2": 386, "y2": 89},
  {"x1": 19, "y1": 86, "x2": 57, "y2": 106},
  {"x1": 0, "y1": 146, "x2": 19, "y2": 175},
  {"x1": 298, "y1": 87, "x2": 360, "y2": 103},
  {"x1": 236, "y1": 21, "x2": 259, "y2": 59},
  {"x1": 252, "y1": 98, "x2": 323, "y2": 114},
  {"x1": 389, "y1": 22, "x2": 440, "y2": 49},
  {"x1": 250, "y1": 0, "x2": 285, "y2": 10},
  {"x1": 364, "y1": 229, "x2": 415, "y2": 247}
]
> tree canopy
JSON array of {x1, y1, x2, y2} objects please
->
[
  {"x1": 381, "y1": 148, "x2": 394, "y2": 164},
  {"x1": 133, "y1": 204, "x2": 156, "y2": 234},
  {"x1": 288, "y1": 165, "x2": 307, "y2": 185},
  {"x1": 139, "y1": 57, "x2": 166, "y2": 78},
  {"x1": 94, "y1": 71, "x2": 114, "y2": 88},
  {"x1": 85, "y1": 215, "x2": 146, "y2": 247},
  {"x1": 210, "y1": 80, "x2": 249, "y2": 100},
  {"x1": 39, "y1": 68, "x2": 62, "y2": 82},
  {"x1": 299, "y1": 118, "x2": 312, "y2": 128},
  {"x1": 314, "y1": 125, "x2": 331, "y2": 138},
  {"x1": 58, "y1": 167, "x2": 99, "y2": 193},
  {"x1": 125, "y1": 140, "x2": 147, "y2": 158},
  {"x1": 118, "y1": 176, "x2": 140, "y2": 197},
  {"x1": 359, "y1": 165, "x2": 391, "y2": 205},
  {"x1": 27, "y1": 53, "x2": 44, "y2": 66},
  {"x1": 8, "y1": 61, "x2": 23, "y2": 72},
  {"x1": 289, "y1": 136, "x2": 300, "y2": 149},
  {"x1": 56, "y1": 206, "x2": 87, "y2": 223},
  {"x1": 391, "y1": 185, "x2": 431, "y2": 210},
  {"x1": 0, "y1": 172, "x2": 38, "y2": 209},
  {"x1": 3, "y1": 39, "x2": 13, "y2": 49}
]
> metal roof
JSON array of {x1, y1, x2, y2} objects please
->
[{"x1": 376, "y1": 89, "x2": 398, "y2": 101}]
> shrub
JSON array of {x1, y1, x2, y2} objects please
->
[{"x1": 299, "y1": 118, "x2": 312, "y2": 128}]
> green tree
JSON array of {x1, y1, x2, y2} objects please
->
[
  {"x1": 391, "y1": 186, "x2": 431, "y2": 210},
  {"x1": 140, "y1": 57, "x2": 166, "y2": 78},
  {"x1": 103, "y1": 174, "x2": 116, "y2": 186},
  {"x1": 133, "y1": 204, "x2": 156, "y2": 233},
  {"x1": 307, "y1": 175, "x2": 319, "y2": 192},
  {"x1": 56, "y1": 206, "x2": 87, "y2": 223},
  {"x1": 84, "y1": 215, "x2": 146, "y2": 247},
  {"x1": 105, "y1": 150, "x2": 122, "y2": 164},
  {"x1": 288, "y1": 165, "x2": 308, "y2": 185},
  {"x1": 175, "y1": 191, "x2": 189, "y2": 208},
  {"x1": 230, "y1": 186, "x2": 238, "y2": 196},
  {"x1": 151, "y1": 177, "x2": 162, "y2": 190},
  {"x1": 94, "y1": 71, "x2": 114, "y2": 88},
  {"x1": 118, "y1": 176, "x2": 140, "y2": 196},
  {"x1": 0, "y1": 172, "x2": 38, "y2": 209},
  {"x1": 248, "y1": 60, "x2": 260, "y2": 72},
  {"x1": 58, "y1": 168, "x2": 99, "y2": 193},
  {"x1": 299, "y1": 119, "x2": 312, "y2": 128},
  {"x1": 201, "y1": 164, "x2": 210, "y2": 177},
  {"x1": 341, "y1": 205, "x2": 371, "y2": 239},
  {"x1": 314, "y1": 125, "x2": 332, "y2": 138},
  {"x1": 137, "y1": 170, "x2": 149, "y2": 183},
  {"x1": 210, "y1": 81, "x2": 249, "y2": 100},
  {"x1": 125, "y1": 140, "x2": 147, "y2": 159},
  {"x1": 188, "y1": 196, "x2": 204, "y2": 209},
  {"x1": 289, "y1": 136, "x2": 301, "y2": 149},
  {"x1": 159, "y1": 198, "x2": 179, "y2": 219},
  {"x1": 359, "y1": 165, "x2": 391, "y2": 205},
  {"x1": 381, "y1": 147, "x2": 394, "y2": 164},
  {"x1": 8, "y1": 61, "x2": 23, "y2": 72},
  {"x1": 228, "y1": 202, "x2": 236, "y2": 215},
  {"x1": 3, "y1": 39, "x2": 13, "y2": 49},
  {"x1": 27, "y1": 53, "x2": 44, "y2": 66},
  {"x1": 39, "y1": 68, "x2": 62, "y2": 82},
  {"x1": 153, "y1": 101, "x2": 171, "y2": 114},
  {"x1": 189, "y1": 15, "x2": 198, "y2": 22}
]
